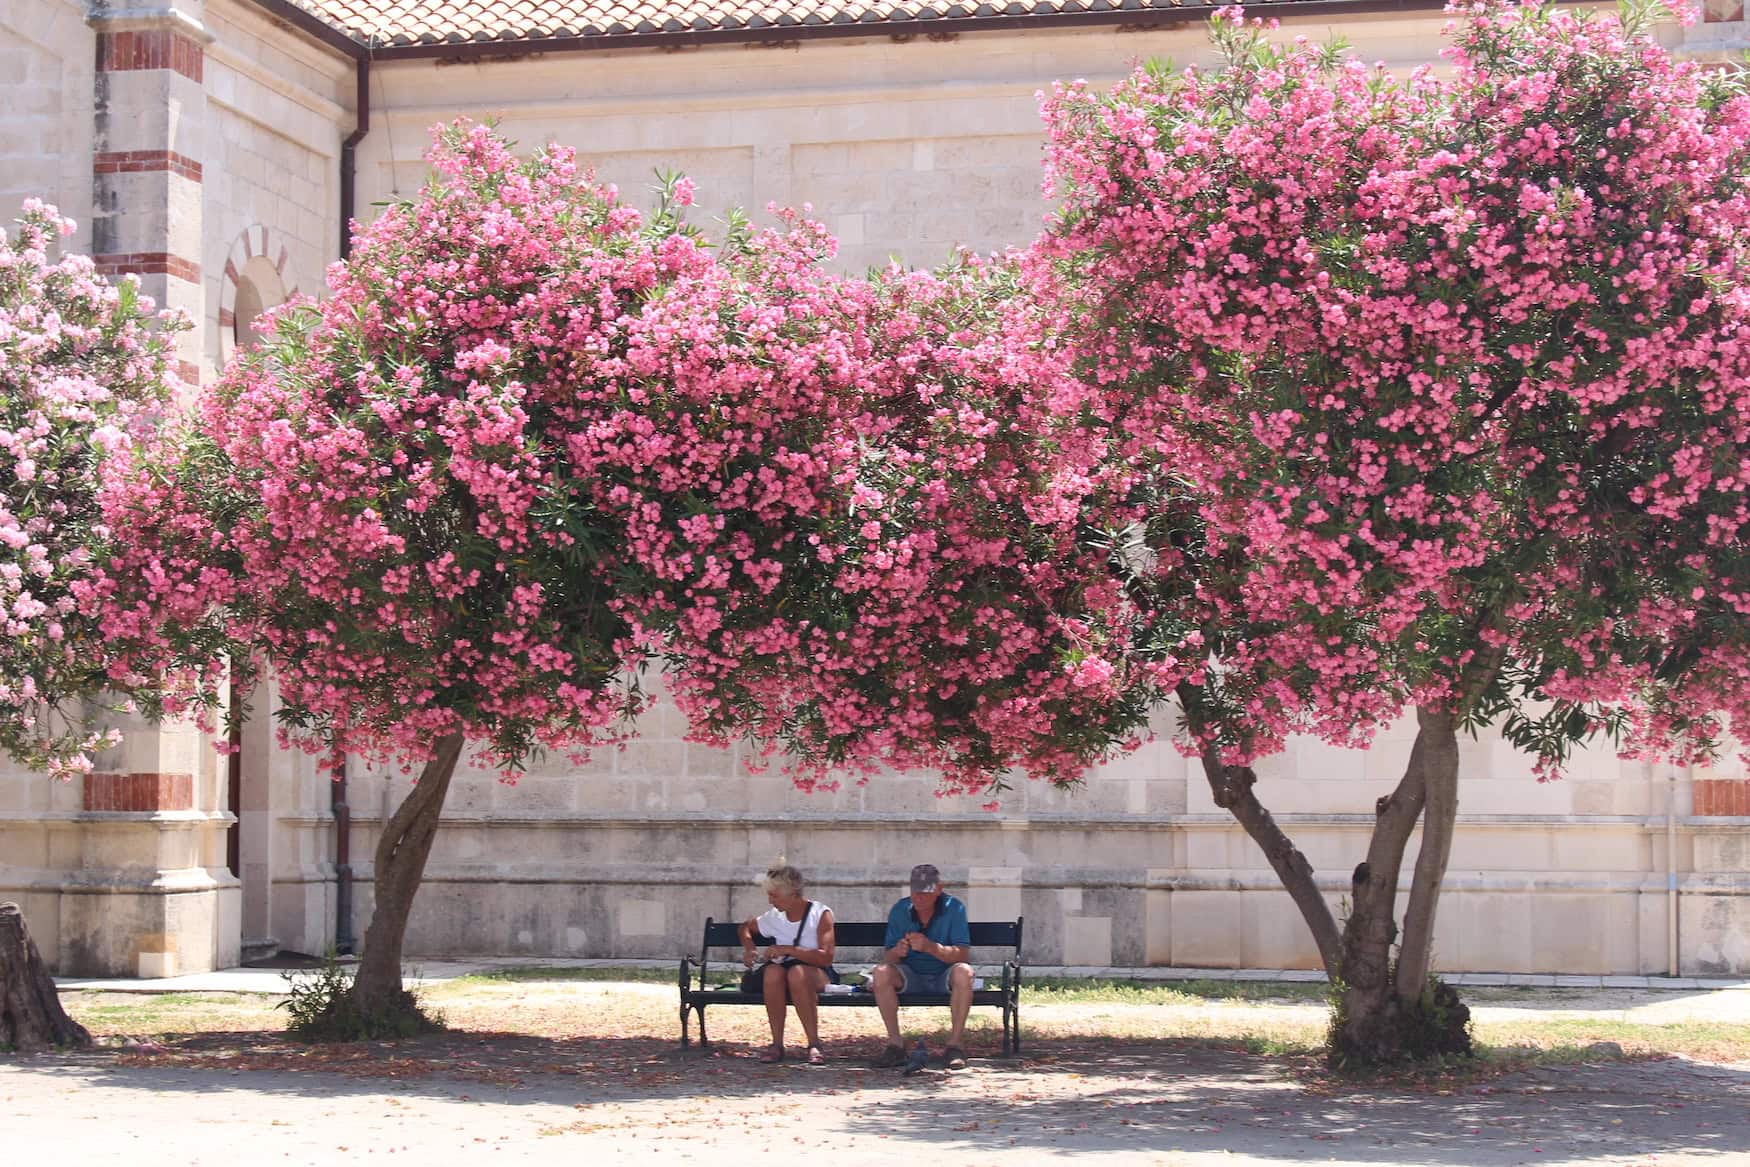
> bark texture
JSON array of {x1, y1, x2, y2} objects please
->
[
  {"x1": 1395, "y1": 706, "x2": 1461, "y2": 997},
  {"x1": 351, "y1": 731, "x2": 465, "y2": 1017},
  {"x1": 1330, "y1": 709, "x2": 1470, "y2": 1065},
  {"x1": 0, "y1": 902, "x2": 92, "y2": 1052}
]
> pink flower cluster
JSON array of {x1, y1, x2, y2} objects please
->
[
  {"x1": 77, "y1": 1, "x2": 1750, "y2": 793},
  {"x1": 1039, "y1": 1, "x2": 1750, "y2": 772},
  {"x1": 0, "y1": 201, "x2": 186, "y2": 778},
  {"x1": 89, "y1": 125, "x2": 1160, "y2": 787},
  {"x1": 621, "y1": 250, "x2": 1165, "y2": 792}
]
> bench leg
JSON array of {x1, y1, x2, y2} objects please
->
[
  {"x1": 680, "y1": 1001, "x2": 690, "y2": 1048},
  {"x1": 698, "y1": 1004, "x2": 710, "y2": 1049}
]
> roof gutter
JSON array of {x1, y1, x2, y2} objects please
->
[{"x1": 241, "y1": 0, "x2": 368, "y2": 259}]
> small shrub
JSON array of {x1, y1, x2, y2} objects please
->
[{"x1": 279, "y1": 952, "x2": 443, "y2": 1041}]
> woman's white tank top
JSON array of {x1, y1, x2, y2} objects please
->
[{"x1": 758, "y1": 901, "x2": 828, "y2": 951}]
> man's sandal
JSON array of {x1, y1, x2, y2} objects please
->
[
  {"x1": 807, "y1": 1045, "x2": 826, "y2": 1065},
  {"x1": 759, "y1": 1045, "x2": 784, "y2": 1063},
  {"x1": 942, "y1": 1046, "x2": 968, "y2": 1070}
]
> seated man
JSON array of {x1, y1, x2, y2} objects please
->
[{"x1": 869, "y1": 863, "x2": 973, "y2": 1070}]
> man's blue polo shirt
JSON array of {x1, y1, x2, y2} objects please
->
[{"x1": 884, "y1": 892, "x2": 971, "y2": 977}]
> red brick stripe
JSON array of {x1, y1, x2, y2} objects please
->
[
  {"x1": 84, "y1": 772, "x2": 195, "y2": 812},
  {"x1": 95, "y1": 29, "x2": 204, "y2": 82},
  {"x1": 176, "y1": 360, "x2": 201, "y2": 386},
  {"x1": 94, "y1": 149, "x2": 202, "y2": 183},
  {"x1": 94, "y1": 251, "x2": 200, "y2": 283},
  {"x1": 1694, "y1": 778, "x2": 1749, "y2": 816}
]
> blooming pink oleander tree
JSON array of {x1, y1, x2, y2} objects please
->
[
  {"x1": 93, "y1": 126, "x2": 714, "y2": 1025},
  {"x1": 1040, "y1": 1, "x2": 1750, "y2": 1061},
  {"x1": 0, "y1": 201, "x2": 188, "y2": 780},
  {"x1": 0, "y1": 200, "x2": 190, "y2": 1053},
  {"x1": 91, "y1": 122, "x2": 1164, "y2": 1029}
]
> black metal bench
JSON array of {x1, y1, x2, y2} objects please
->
[{"x1": 678, "y1": 917, "x2": 1024, "y2": 1055}]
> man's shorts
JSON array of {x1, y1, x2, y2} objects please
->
[{"x1": 895, "y1": 962, "x2": 969, "y2": 995}]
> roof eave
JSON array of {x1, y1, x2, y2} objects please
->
[{"x1": 243, "y1": 0, "x2": 1460, "y2": 62}]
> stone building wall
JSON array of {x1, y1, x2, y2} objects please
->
[
  {"x1": 1, "y1": 0, "x2": 95, "y2": 250},
  {"x1": 298, "y1": 688, "x2": 1739, "y2": 977},
  {"x1": 3, "y1": 1, "x2": 1749, "y2": 976}
]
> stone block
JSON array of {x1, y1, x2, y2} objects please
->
[
  {"x1": 1061, "y1": 915, "x2": 1113, "y2": 967},
  {"x1": 617, "y1": 898, "x2": 666, "y2": 938},
  {"x1": 1169, "y1": 891, "x2": 1248, "y2": 968}
]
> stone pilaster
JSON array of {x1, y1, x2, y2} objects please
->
[{"x1": 88, "y1": 0, "x2": 209, "y2": 392}]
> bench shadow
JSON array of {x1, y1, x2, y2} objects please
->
[{"x1": 13, "y1": 1031, "x2": 1750, "y2": 1164}]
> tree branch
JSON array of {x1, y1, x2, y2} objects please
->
[{"x1": 1196, "y1": 751, "x2": 1343, "y2": 973}]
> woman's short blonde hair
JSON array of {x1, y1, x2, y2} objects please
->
[{"x1": 761, "y1": 864, "x2": 804, "y2": 896}]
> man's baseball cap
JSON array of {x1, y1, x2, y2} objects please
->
[{"x1": 909, "y1": 863, "x2": 941, "y2": 893}]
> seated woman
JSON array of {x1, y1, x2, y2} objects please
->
[{"x1": 740, "y1": 864, "x2": 837, "y2": 1064}]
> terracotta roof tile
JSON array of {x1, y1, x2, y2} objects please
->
[{"x1": 285, "y1": 0, "x2": 1220, "y2": 49}]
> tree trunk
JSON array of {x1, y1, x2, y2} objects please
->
[
  {"x1": 0, "y1": 902, "x2": 92, "y2": 1052},
  {"x1": 1180, "y1": 680, "x2": 1475, "y2": 1066},
  {"x1": 1329, "y1": 709, "x2": 1470, "y2": 1065},
  {"x1": 350, "y1": 731, "x2": 465, "y2": 1020},
  {"x1": 1396, "y1": 706, "x2": 1460, "y2": 996}
]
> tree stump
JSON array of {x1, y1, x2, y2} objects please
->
[{"x1": 0, "y1": 902, "x2": 91, "y2": 1052}]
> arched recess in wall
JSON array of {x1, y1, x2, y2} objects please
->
[
  {"x1": 217, "y1": 224, "x2": 298, "y2": 369},
  {"x1": 216, "y1": 225, "x2": 295, "y2": 958}
]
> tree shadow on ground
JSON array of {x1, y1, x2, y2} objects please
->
[{"x1": 10, "y1": 1028, "x2": 1750, "y2": 1163}]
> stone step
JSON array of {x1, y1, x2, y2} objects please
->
[{"x1": 241, "y1": 937, "x2": 280, "y2": 965}]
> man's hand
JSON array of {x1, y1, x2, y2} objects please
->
[
  {"x1": 905, "y1": 931, "x2": 933, "y2": 955},
  {"x1": 887, "y1": 937, "x2": 911, "y2": 963},
  {"x1": 742, "y1": 947, "x2": 758, "y2": 968}
]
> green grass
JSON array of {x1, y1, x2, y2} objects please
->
[
  {"x1": 450, "y1": 965, "x2": 679, "y2": 986},
  {"x1": 453, "y1": 966, "x2": 1330, "y2": 1005},
  {"x1": 1023, "y1": 976, "x2": 1329, "y2": 1005},
  {"x1": 63, "y1": 990, "x2": 284, "y2": 1035}
]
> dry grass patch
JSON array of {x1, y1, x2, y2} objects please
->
[
  {"x1": 64, "y1": 991, "x2": 285, "y2": 1038},
  {"x1": 54, "y1": 976, "x2": 1750, "y2": 1093}
]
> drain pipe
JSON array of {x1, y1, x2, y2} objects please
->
[
  {"x1": 339, "y1": 55, "x2": 370, "y2": 260},
  {"x1": 332, "y1": 760, "x2": 356, "y2": 955},
  {"x1": 1668, "y1": 763, "x2": 1686, "y2": 978}
]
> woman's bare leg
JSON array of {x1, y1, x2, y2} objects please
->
[
  {"x1": 787, "y1": 964, "x2": 827, "y2": 1048},
  {"x1": 762, "y1": 962, "x2": 789, "y2": 1050}
]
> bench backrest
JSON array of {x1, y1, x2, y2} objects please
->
[{"x1": 699, "y1": 917, "x2": 1022, "y2": 959}]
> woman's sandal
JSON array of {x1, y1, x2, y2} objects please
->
[
  {"x1": 759, "y1": 1045, "x2": 784, "y2": 1064},
  {"x1": 807, "y1": 1045, "x2": 825, "y2": 1065}
]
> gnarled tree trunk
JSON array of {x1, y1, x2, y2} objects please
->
[
  {"x1": 350, "y1": 731, "x2": 466, "y2": 1022},
  {"x1": 1329, "y1": 706, "x2": 1470, "y2": 1065},
  {"x1": 1184, "y1": 685, "x2": 1473, "y2": 1066},
  {"x1": 0, "y1": 902, "x2": 91, "y2": 1052}
]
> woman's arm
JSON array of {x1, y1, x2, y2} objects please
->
[
  {"x1": 737, "y1": 917, "x2": 760, "y2": 967},
  {"x1": 809, "y1": 910, "x2": 837, "y2": 968}
]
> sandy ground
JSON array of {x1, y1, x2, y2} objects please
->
[
  {"x1": 6, "y1": 1046, "x2": 1750, "y2": 1166},
  {"x1": 8, "y1": 979, "x2": 1750, "y2": 1166}
]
